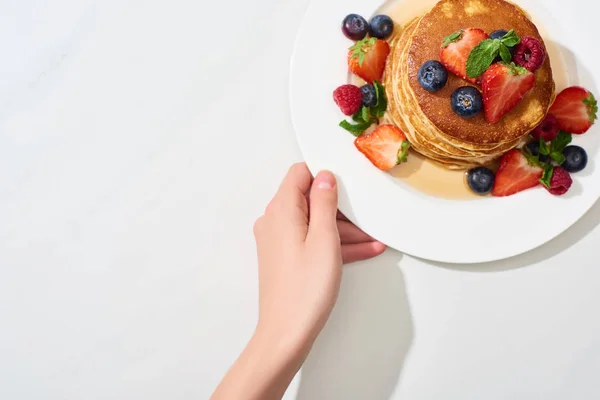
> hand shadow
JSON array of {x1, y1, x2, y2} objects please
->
[{"x1": 295, "y1": 250, "x2": 413, "y2": 400}]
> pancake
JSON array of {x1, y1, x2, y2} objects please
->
[{"x1": 383, "y1": 0, "x2": 556, "y2": 169}]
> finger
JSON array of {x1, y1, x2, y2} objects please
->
[
  {"x1": 307, "y1": 171, "x2": 339, "y2": 239},
  {"x1": 336, "y1": 210, "x2": 349, "y2": 222},
  {"x1": 342, "y1": 241, "x2": 387, "y2": 264},
  {"x1": 267, "y1": 163, "x2": 313, "y2": 218},
  {"x1": 338, "y1": 220, "x2": 375, "y2": 244}
]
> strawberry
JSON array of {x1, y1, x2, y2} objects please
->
[
  {"x1": 548, "y1": 86, "x2": 598, "y2": 134},
  {"x1": 482, "y1": 62, "x2": 535, "y2": 124},
  {"x1": 354, "y1": 124, "x2": 410, "y2": 171},
  {"x1": 439, "y1": 28, "x2": 488, "y2": 84},
  {"x1": 492, "y1": 149, "x2": 543, "y2": 197},
  {"x1": 348, "y1": 37, "x2": 390, "y2": 84}
]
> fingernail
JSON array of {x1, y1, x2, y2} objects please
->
[{"x1": 315, "y1": 171, "x2": 335, "y2": 190}]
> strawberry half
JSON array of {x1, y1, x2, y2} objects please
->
[
  {"x1": 348, "y1": 37, "x2": 390, "y2": 84},
  {"x1": 482, "y1": 62, "x2": 535, "y2": 124},
  {"x1": 354, "y1": 124, "x2": 410, "y2": 171},
  {"x1": 492, "y1": 149, "x2": 543, "y2": 197},
  {"x1": 440, "y1": 28, "x2": 488, "y2": 84},
  {"x1": 548, "y1": 86, "x2": 598, "y2": 134}
]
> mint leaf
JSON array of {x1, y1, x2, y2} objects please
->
[
  {"x1": 501, "y1": 29, "x2": 521, "y2": 47},
  {"x1": 540, "y1": 164, "x2": 554, "y2": 189},
  {"x1": 583, "y1": 92, "x2": 598, "y2": 122},
  {"x1": 550, "y1": 151, "x2": 566, "y2": 165},
  {"x1": 372, "y1": 80, "x2": 388, "y2": 118},
  {"x1": 552, "y1": 131, "x2": 572, "y2": 153},
  {"x1": 361, "y1": 106, "x2": 371, "y2": 123},
  {"x1": 539, "y1": 139, "x2": 551, "y2": 155},
  {"x1": 352, "y1": 109, "x2": 366, "y2": 123},
  {"x1": 522, "y1": 147, "x2": 542, "y2": 167},
  {"x1": 467, "y1": 39, "x2": 501, "y2": 78},
  {"x1": 339, "y1": 119, "x2": 375, "y2": 137},
  {"x1": 397, "y1": 140, "x2": 411, "y2": 163},
  {"x1": 442, "y1": 30, "x2": 463, "y2": 48},
  {"x1": 499, "y1": 44, "x2": 512, "y2": 63}
]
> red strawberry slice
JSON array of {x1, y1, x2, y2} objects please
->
[
  {"x1": 440, "y1": 28, "x2": 488, "y2": 84},
  {"x1": 348, "y1": 38, "x2": 390, "y2": 84},
  {"x1": 482, "y1": 63, "x2": 535, "y2": 124},
  {"x1": 354, "y1": 124, "x2": 410, "y2": 171},
  {"x1": 548, "y1": 86, "x2": 598, "y2": 134},
  {"x1": 492, "y1": 149, "x2": 543, "y2": 197}
]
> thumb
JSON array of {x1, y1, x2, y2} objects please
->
[{"x1": 308, "y1": 171, "x2": 339, "y2": 238}]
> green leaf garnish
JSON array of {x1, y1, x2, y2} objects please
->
[
  {"x1": 539, "y1": 139, "x2": 551, "y2": 155},
  {"x1": 442, "y1": 30, "x2": 464, "y2": 48},
  {"x1": 352, "y1": 109, "x2": 366, "y2": 123},
  {"x1": 372, "y1": 80, "x2": 388, "y2": 118},
  {"x1": 550, "y1": 151, "x2": 566, "y2": 165},
  {"x1": 349, "y1": 37, "x2": 376, "y2": 67},
  {"x1": 552, "y1": 131, "x2": 572, "y2": 153},
  {"x1": 361, "y1": 106, "x2": 371, "y2": 122},
  {"x1": 397, "y1": 140, "x2": 411, "y2": 164},
  {"x1": 583, "y1": 92, "x2": 599, "y2": 123},
  {"x1": 499, "y1": 44, "x2": 512, "y2": 63},
  {"x1": 466, "y1": 39, "x2": 500, "y2": 78},
  {"x1": 522, "y1": 147, "x2": 543, "y2": 167},
  {"x1": 501, "y1": 29, "x2": 521, "y2": 48},
  {"x1": 339, "y1": 118, "x2": 376, "y2": 136},
  {"x1": 540, "y1": 163, "x2": 554, "y2": 188}
]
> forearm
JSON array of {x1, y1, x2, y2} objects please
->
[{"x1": 211, "y1": 327, "x2": 312, "y2": 400}]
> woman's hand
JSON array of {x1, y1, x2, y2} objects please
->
[{"x1": 212, "y1": 163, "x2": 385, "y2": 400}]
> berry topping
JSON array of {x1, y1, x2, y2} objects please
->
[
  {"x1": 360, "y1": 84, "x2": 377, "y2": 107},
  {"x1": 542, "y1": 166, "x2": 573, "y2": 196},
  {"x1": 482, "y1": 62, "x2": 535, "y2": 124},
  {"x1": 418, "y1": 60, "x2": 448, "y2": 92},
  {"x1": 466, "y1": 30, "x2": 521, "y2": 78},
  {"x1": 342, "y1": 14, "x2": 369, "y2": 41},
  {"x1": 492, "y1": 149, "x2": 543, "y2": 197},
  {"x1": 369, "y1": 15, "x2": 394, "y2": 40},
  {"x1": 440, "y1": 28, "x2": 488, "y2": 84},
  {"x1": 451, "y1": 86, "x2": 483, "y2": 118},
  {"x1": 525, "y1": 141, "x2": 550, "y2": 163},
  {"x1": 489, "y1": 29, "x2": 517, "y2": 61},
  {"x1": 355, "y1": 124, "x2": 411, "y2": 171},
  {"x1": 467, "y1": 167, "x2": 495, "y2": 195},
  {"x1": 348, "y1": 37, "x2": 390, "y2": 84},
  {"x1": 562, "y1": 145, "x2": 588, "y2": 173},
  {"x1": 530, "y1": 114, "x2": 560, "y2": 141},
  {"x1": 549, "y1": 86, "x2": 598, "y2": 134},
  {"x1": 333, "y1": 84, "x2": 363, "y2": 116},
  {"x1": 513, "y1": 36, "x2": 546, "y2": 72}
]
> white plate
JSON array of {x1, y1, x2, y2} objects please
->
[{"x1": 290, "y1": 0, "x2": 600, "y2": 263}]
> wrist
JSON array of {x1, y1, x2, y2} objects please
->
[{"x1": 252, "y1": 322, "x2": 314, "y2": 368}]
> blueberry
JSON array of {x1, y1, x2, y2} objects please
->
[
  {"x1": 562, "y1": 145, "x2": 588, "y2": 173},
  {"x1": 451, "y1": 86, "x2": 483, "y2": 118},
  {"x1": 360, "y1": 84, "x2": 377, "y2": 107},
  {"x1": 418, "y1": 60, "x2": 448, "y2": 92},
  {"x1": 467, "y1": 167, "x2": 495, "y2": 195},
  {"x1": 342, "y1": 14, "x2": 369, "y2": 41},
  {"x1": 369, "y1": 15, "x2": 394, "y2": 39},
  {"x1": 490, "y1": 29, "x2": 516, "y2": 62},
  {"x1": 526, "y1": 142, "x2": 550, "y2": 163}
]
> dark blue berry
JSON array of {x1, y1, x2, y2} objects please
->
[
  {"x1": 562, "y1": 145, "x2": 588, "y2": 173},
  {"x1": 369, "y1": 15, "x2": 394, "y2": 39},
  {"x1": 418, "y1": 60, "x2": 448, "y2": 92},
  {"x1": 526, "y1": 142, "x2": 550, "y2": 163},
  {"x1": 360, "y1": 84, "x2": 377, "y2": 107},
  {"x1": 467, "y1": 167, "x2": 495, "y2": 195},
  {"x1": 451, "y1": 86, "x2": 483, "y2": 118},
  {"x1": 342, "y1": 14, "x2": 369, "y2": 41},
  {"x1": 490, "y1": 29, "x2": 516, "y2": 62}
]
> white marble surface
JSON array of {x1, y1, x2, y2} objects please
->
[{"x1": 1, "y1": 0, "x2": 600, "y2": 399}]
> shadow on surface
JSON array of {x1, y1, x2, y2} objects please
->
[{"x1": 296, "y1": 250, "x2": 413, "y2": 400}]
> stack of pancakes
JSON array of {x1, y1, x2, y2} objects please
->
[{"x1": 383, "y1": 0, "x2": 555, "y2": 169}]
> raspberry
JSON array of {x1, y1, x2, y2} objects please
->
[
  {"x1": 530, "y1": 114, "x2": 559, "y2": 141},
  {"x1": 547, "y1": 166, "x2": 573, "y2": 196},
  {"x1": 333, "y1": 84, "x2": 362, "y2": 116},
  {"x1": 514, "y1": 36, "x2": 546, "y2": 72}
]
